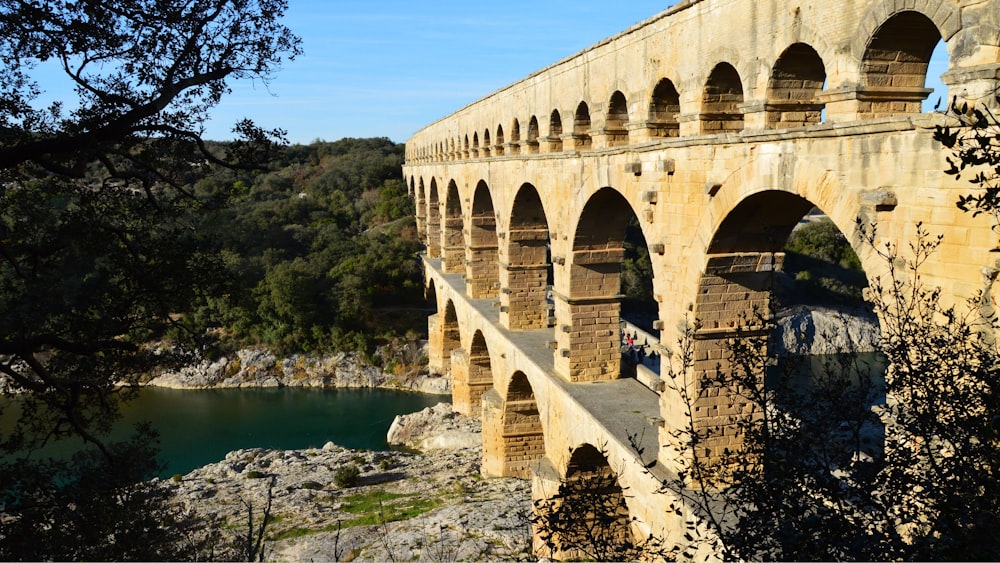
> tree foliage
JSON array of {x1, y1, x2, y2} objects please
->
[{"x1": 0, "y1": 1, "x2": 300, "y2": 559}]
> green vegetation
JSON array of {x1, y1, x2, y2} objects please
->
[
  {"x1": 340, "y1": 489, "x2": 442, "y2": 527},
  {"x1": 778, "y1": 218, "x2": 868, "y2": 308},
  {"x1": 177, "y1": 137, "x2": 426, "y2": 357}
]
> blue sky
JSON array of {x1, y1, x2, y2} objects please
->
[{"x1": 202, "y1": 1, "x2": 677, "y2": 144}]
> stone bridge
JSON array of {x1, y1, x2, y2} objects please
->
[{"x1": 401, "y1": 0, "x2": 1000, "y2": 555}]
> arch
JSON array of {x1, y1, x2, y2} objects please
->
[
  {"x1": 606, "y1": 91, "x2": 629, "y2": 147},
  {"x1": 859, "y1": 11, "x2": 943, "y2": 117},
  {"x1": 767, "y1": 43, "x2": 827, "y2": 128},
  {"x1": 441, "y1": 180, "x2": 464, "y2": 273},
  {"x1": 556, "y1": 187, "x2": 647, "y2": 382},
  {"x1": 687, "y1": 189, "x2": 878, "y2": 467},
  {"x1": 482, "y1": 129, "x2": 491, "y2": 156},
  {"x1": 495, "y1": 123, "x2": 505, "y2": 156},
  {"x1": 510, "y1": 118, "x2": 521, "y2": 154},
  {"x1": 466, "y1": 180, "x2": 500, "y2": 299},
  {"x1": 547, "y1": 109, "x2": 564, "y2": 152},
  {"x1": 501, "y1": 183, "x2": 553, "y2": 331},
  {"x1": 649, "y1": 78, "x2": 680, "y2": 138},
  {"x1": 472, "y1": 131, "x2": 480, "y2": 157},
  {"x1": 426, "y1": 178, "x2": 441, "y2": 258},
  {"x1": 452, "y1": 330, "x2": 494, "y2": 416},
  {"x1": 463, "y1": 134, "x2": 469, "y2": 158},
  {"x1": 482, "y1": 370, "x2": 545, "y2": 478},
  {"x1": 534, "y1": 444, "x2": 634, "y2": 561},
  {"x1": 415, "y1": 177, "x2": 427, "y2": 245},
  {"x1": 526, "y1": 115, "x2": 540, "y2": 154},
  {"x1": 573, "y1": 102, "x2": 592, "y2": 150},
  {"x1": 701, "y1": 62, "x2": 745, "y2": 134},
  {"x1": 428, "y1": 297, "x2": 462, "y2": 375}
]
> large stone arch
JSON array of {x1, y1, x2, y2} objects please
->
[
  {"x1": 442, "y1": 180, "x2": 465, "y2": 273},
  {"x1": 426, "y1": 178, "x2": 441, "y2": 258},
  {"x1": 428, "y1": 297, "x2": 462, "y2": 376},
  {"x1": 415, "y1": 177, "x2": 427, "y2": 245},
  {"x1": 532, "y1": 443, "x2": 634, "y2": 560},
  {"x1": 452, "y1": 330, "x2": 494, "y2": 417},
  {"x1": 555, "y1": 187, "x2": 646, "y2": 382},
  {"x1": 466, "y1": 180, "x2": 500, "y2": 299},
  {"x1": 766, "y1": 42, "x2": 827, "y2": 128},
  {"x1": 501, "y1": 183, "x2": 553, "y2": 332},
  {"x1": 482, "y1": 370, "x2": 544, "y2": 478}
]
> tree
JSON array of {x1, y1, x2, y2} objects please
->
[{"x1": 0, "y1": 1, "x2": 300, "y2": 558}]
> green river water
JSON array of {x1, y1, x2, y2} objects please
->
[{"x1": 6, "y1": 387, "x2": 446, "y2": 478}]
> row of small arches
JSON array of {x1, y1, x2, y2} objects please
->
[{"x1": 408, "y1": 10, "x2": 946, "y2": 163}]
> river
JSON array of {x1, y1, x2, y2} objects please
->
[{"x1": 8, "y1": 387, "x2": 447, "y2": 478}]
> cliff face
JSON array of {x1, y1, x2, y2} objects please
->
[{"x1": 147, "y1": 348, "x2": 451, "y2": 395}]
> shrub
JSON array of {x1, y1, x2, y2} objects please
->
[{"x1": 333, "y1": 463, "x2": 360, "y2": 488}]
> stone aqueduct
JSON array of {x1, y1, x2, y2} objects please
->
[{"x1": 401, "y1": 0, "x2": 1000, "y2": 551}]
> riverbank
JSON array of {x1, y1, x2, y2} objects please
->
[
  {"x1": 147, "y1": 345, "x2": 451, "y2": 395},
  {"x1": 161, "y1": 403, "x2": 533, "y2": 561}
]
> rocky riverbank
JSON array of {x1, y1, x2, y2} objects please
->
[
  {"x1": 161, "y1": 403, "x2": 532, "y2": 562},
  {"x1": 774, "y1": 305, "x2": 879, "y2": 356},
  {"x1": 147, "y1": 346, "x2": 451, "y2": 395}
]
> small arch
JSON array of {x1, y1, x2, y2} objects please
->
[
  {"x1": 860, "y1": 11, "x2": 943, "y2": 117},
  {"x1": 767, "y1": 43, "x2": 827, "y2": 128},
  {"x1": 463, "y1": 134, "x2": 469, "y2": 158},
  {"x1": 701, "y1": 62, "x2": 745, "y2": 134},
  {"x1": 510, "y1": 119, "x2": 521, "y2": 154},
  {"x1": 500, "y1": 371, "x2": 544, "y2": 477},
  {"x1": 472, "y1": 131, "x2": 480, "y2": 156},
  {"x1": 526, "y1": 115, "x2": 540, "y2": 154},
  {"x1": 441, "y1": 299, "x2": 461, "y2": 371},
  {"x1": 495, "y1": 124, "x2": 505, "y2": 156},
  {"x1": 548, "y1": 110, "x2": 564, "y2": 152},
  {"x1": 482, "y1": 129, "x2": 491, "y2": 156},
  {"x1": 606, "y1": 91, "x2": 629, "y2": 147},
  {"x1": 649, "y1": 78, "x2": 681, "y2": 138},
  {"x1": 573, "y1": 102, "x2": 592, "y2": 150}
]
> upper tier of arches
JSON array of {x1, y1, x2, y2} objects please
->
[{"x1": 405, "y1": 1, "x2": 1000, "y2": 163}]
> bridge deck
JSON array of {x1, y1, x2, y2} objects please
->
[{"x1": 428, "y1": 257, "x2": 663, "y2": 469}]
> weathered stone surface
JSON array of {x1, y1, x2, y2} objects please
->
[
  {"x1": 161, "y1": 406, "x2": 531, "y2": 562},
  {"x1": 387, "y1": 402, "x2": 481, "y2": 453},
  {"x1": 774, "y1": 305, "x2": 880, "y2": 356}
]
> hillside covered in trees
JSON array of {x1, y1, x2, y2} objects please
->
[{"x1": 177, "y1": 137, "x2": 425, "y2": 356}]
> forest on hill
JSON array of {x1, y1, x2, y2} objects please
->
[{"x1": 174, "y1": 137, "x2": 426, "y2": 357}]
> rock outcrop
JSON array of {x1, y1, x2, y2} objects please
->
[
  {"x1": 774, "y1": 305, "x2": 880, "y2": 356},
  {"x1": 387, "y1": 402, "x2": 481, "y2": 453},
  {"x1": 162, "y1": 403, "x2": 531, "y2": 562}
]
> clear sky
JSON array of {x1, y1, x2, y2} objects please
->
[
  {"x1": 46, "y1": 1, "x2": 949, "y2": 146},
  {"x1": 202, "y1": 1, "x2": 679, "y2": 144}
]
